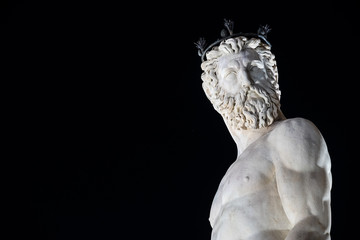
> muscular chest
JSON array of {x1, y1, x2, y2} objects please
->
[
  {"x1": 209, "y1": 151, "x2": 276, "y2": 226},
  {"x1": 217, "y1": 150, "x2": 275, "y2": 204}
]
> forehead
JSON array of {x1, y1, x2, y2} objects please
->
[{"x1": 218, "y1": 48, "x2": 260, "y2": 67}]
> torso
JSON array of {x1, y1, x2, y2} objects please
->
[{"x1": 209, "y1": 130, "x2": 291, "y2": 240}]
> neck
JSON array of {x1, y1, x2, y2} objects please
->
[{"x1": 225, "y1": 110, "x2": 286, "y2": 157}]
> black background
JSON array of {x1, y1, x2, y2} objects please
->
[{"x1": 3, "y1": 1, "x2": 358, "y2": 239}]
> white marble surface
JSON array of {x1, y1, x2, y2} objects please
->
[{"x1": 200, "y1": 37, "x2": 332, "y2": 240}]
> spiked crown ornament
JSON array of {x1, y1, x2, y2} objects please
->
[{"x1": 195, "y1": 19, "x2": 272, "y2": 62}]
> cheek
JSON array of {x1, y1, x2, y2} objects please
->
[
  {"x1": 249, "y1": 69, "x2": 265, "y2": 81},
  {"x1": 249, "y1": 69, "x2": 267, "y2": 85}
]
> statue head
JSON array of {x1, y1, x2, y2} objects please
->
[{"x1": 197, "y1": 23, "x2": 282, "y2": 130}]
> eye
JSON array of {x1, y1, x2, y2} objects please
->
[{"x1": 247, "y1": 61, "x2": 267, "y2": 82}]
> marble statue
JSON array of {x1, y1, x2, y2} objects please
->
[{"x1": 195, "y1": 20, "x2": 332, "y2": 240}]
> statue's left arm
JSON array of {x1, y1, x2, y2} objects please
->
[{"x1": 271, "y1": 118, "x2": 332, "y2": 240}]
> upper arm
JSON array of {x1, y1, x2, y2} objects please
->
[{"x1": 270, "y1": 118, "x2": 332, "y2": 230}]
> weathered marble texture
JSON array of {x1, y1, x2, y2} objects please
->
[{"x1": 200, "y1": 36, "x2": 332, "y2": 240}]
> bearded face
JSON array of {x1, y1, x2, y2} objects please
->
[{"x1": 201, "y1": 38, "x2": 281, "y2": 130}]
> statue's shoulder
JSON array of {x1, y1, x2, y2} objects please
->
[
  {"x1": 268, "y1": 117, "x2": 329, "y2": 170},
  {"x1": 271, "y1": 117, "x2": 321, "y2": 140}
]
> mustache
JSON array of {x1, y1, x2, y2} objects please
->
[{"x1": 223, "y1": 69, "x2": 237, "y2": 79}]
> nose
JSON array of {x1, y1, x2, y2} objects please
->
[{"x1": 237, "y1": 66, "x2": 253, "y2": 87}]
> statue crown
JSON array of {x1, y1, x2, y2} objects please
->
[{"x1": 195, "y1": 19, "x2": 272, "y2": 62}]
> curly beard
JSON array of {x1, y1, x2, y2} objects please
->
[{"x1": 203, "y1": 82, "x2": 280, "y2": 130}]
